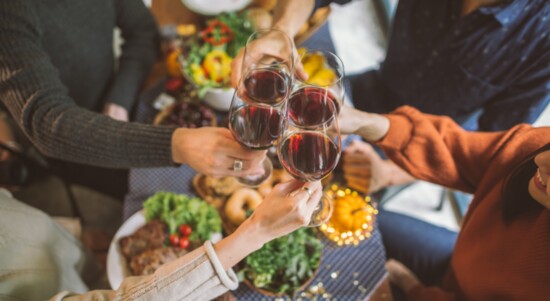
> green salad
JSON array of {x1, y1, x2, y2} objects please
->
[
  {"x1": 143, "y1": 192, "x2": 221, "y2": 243},
  {"x1": 239, "y1": 228, "x2": 323, "y2": 296},
  {"x1": 183, "y1": 11, "x2": 254, "y2": 96}
]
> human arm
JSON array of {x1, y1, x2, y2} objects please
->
[
  {"x1": 385, "y1": 259, "x2": 456, "y2": 301},
  {"x1": 103, "y1": 0, "x2": 160, "y2": 113},
  {"x1": 342, "y1": 140, "x2": 414, "y2": 194},
  {"x1": 339, "y1": 105, "x2": 549, "y2": 193},
  {"x1": 50, "y1": 180, "x2": 322, "y2": 301},
  {"x1": 102, "y1": 102, "x2": 129, "y2": 121},
  {"x1": 230, "y1": 0, "x2": 315, "y2": 86},
  {"x1": 0, "y1": 2, "x2": 266, "y2": 175},
  {"x1": 0, "y1": 1, "x2": 173, "y2": 168}
]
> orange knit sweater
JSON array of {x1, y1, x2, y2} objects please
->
[{"x1": 377, "y1": 106, "x2": 550, "y2": 301}]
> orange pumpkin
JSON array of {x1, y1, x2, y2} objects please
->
[{"x1": 331, "y1": 194, "x2": 371, "y2": 233}]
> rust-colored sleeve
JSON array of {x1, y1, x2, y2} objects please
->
[{"x1": 377, "y1": 106, "x2": 548, "y2": 194}]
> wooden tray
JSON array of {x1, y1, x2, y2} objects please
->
[{"x1": 192, "y1": 174, "x2": 240, "y2": 234}]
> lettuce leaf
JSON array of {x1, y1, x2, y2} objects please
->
[{"x1": 143, "y1": 192, "x2": 221, "y2": 243}]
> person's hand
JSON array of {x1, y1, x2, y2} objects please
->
[
  {"x1": 103, "y1": 102, "x2": 129, "y2": 122},
  {"x1": 230, "y1": 31, "x2": 305, "y2": 88},
  {"x1": 343, "y1": 140, "x2": 392, "y2": 194},
  {"x1": 171, "y1": 127, "x2": 266, "y2": 178},
  {"x1": 241, "y1": 180, "x2": 323, "y2": 245},
  {"x1": 338, "y1": 106, "x2": 390, "y2": 142},
  {"x1": 385, "y1": 259, "x2": 421, "y2": 293},
  {"x1": 213, "y1": 180, "x2": 323, "y2": 270}
]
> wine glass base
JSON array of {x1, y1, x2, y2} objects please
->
[
  {"x1": 236, "y1": 158, "x2": 273, "y2": 187},
  {"x1": 308, "y1": 191, "x2": 334, "y2": 227}
]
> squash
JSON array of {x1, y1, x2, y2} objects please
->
[
  {"x1": 331, "y1": 194, "x2": 370, "y2": 232},
  {"x1": 298, "y1": 48, "x2": 337, "y2": 87}
]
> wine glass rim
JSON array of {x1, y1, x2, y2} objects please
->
[
  {"x1": 245, "y1": 28, "x2": 296, "y2": 67},
  {"x1": 276, "y1": 129, "x2": 342, "y2": 183},
  {"x1": 299, "y1": 49, "x2": 345, "y2": 83},
  {"x1": 287, "y1": 87, "x2": 340, "y2": 129},
  {"x1": 233, "y1": 87, "x2": 288, "y2": 109},
  {"x1": 291, "y1": 83, "x2": 341, "y2": 96},
  {"x1": 286, "y1": 111, "x2": 338, "y2": 131}
]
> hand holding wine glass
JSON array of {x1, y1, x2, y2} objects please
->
[
  {"x1": 231, "y1": 28, "x2": 304, "y2": 89},
  {"x1": 278, "y1": 96, "x2": 341, "y2": 226},
  {"x1": 337, "y1": 106, "x2": 390, "y2": 142},
  {"x1": 227, "y1": 29, "x2": 296, "y2": 186},
  {"x1": 171, "y1": 127, "x2": 267, "y2": 178},
  {"x1": 228, "y1": 88, "x2": 284, "y2": 186}
]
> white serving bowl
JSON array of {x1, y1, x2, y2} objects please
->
[{"x1": 202, "y1": 87, "x2": 235, "y2": 112}]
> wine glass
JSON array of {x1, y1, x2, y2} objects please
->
[
  {"x1": 228, "y1": 88, "x2": 286, "y2": 186},
  {"x1": 278, "y1": 94, "x2": 341, "y2": 226},
  {"x1": 296, "y1": 49, "x2": 345, "y2": 113},
  {"x1": 238, "y1": 29, "x2": 295, "y2": 104}
]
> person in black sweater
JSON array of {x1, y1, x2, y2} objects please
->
[{"x1": 0, "y1": 0, "x2": 265, "y2": 198}]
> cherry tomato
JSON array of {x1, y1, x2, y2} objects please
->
[
  {"x1": 179, "y1": 237, "x2": 190, "y2": 249},
  {"x1": 179, "y1": 224, "x2": 192, "y2": 237},
  {"x1": 169, "y1": 233, "x2": 180, "y2": 246}
]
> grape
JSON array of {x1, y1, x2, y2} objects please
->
[{"x1": 161, "y1": 102, "x2": 215, "y2": 129}]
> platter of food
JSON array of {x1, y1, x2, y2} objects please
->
[
  {"x1": 107, "y1": 192, "x2": 222, "y2": 289},
  {"x1": 191, "y1": 169, "x2": 324, "y2": 297},
  {"x1": 240, "y1": 227, "x2": 322, "y2": 297},
  {"x1": 178, "y1": 12, "x2": 255, "y2": 111},
  {"x1": 153, "y1": 100, "x2": 217, "y2": 128}
]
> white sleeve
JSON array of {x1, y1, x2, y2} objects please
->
[{"x1": 53, "y1": 241, "x2": 239, "y2": 301}]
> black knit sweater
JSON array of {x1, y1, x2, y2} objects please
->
[{"x1": 0, "y1": 0, "x2": 177, "y2": 168}]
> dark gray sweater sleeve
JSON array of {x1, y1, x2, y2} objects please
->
[
  {"x1": 0, "y1": 1, "x2": 176, "y2": 169},
  {"x1": 105, "y1": 0, "x2": 160, "y2": 110}
]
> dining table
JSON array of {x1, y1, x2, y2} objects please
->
[{"x1": 122, "y1": 3, "x2": 393, "y2": 300}]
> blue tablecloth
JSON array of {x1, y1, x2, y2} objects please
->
[{"x1": 123, "y1": 22, "x2": 387, "y2": 300}]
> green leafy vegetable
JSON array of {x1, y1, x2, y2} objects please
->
[
  {"x1": 143, "y1": 192, "x2": 221, "y2": 243},
  {"x1": 183, "y1": 11, "x2": 254, "y2": 89},
  {"x1": 240, "y1": 228, "x2": 323, "y2": 296}
]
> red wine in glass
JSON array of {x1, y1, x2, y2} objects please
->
[
  {"x1": 288, "y1": 87, "x2": 339, "y2": 127},
  {"x1": 279, "y1": 131, "x2": 340, "y2": 181},
  {"x1": 230, "y1": 105, "x2": 282, "y2": 150},
  {"x1": 243, "y1": 69, "x2": 291, "y2": 104}
]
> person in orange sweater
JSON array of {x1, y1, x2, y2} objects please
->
[{"x1": 339, "y1": 105, "x2": 550, "y2": 300}]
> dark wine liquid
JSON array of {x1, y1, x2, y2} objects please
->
[
  {"x1": 243, "y1": 69, "x2": 290, "y2": 104},
  {"x1": 279, "y1": 132, "x2": 340, "y2": 181},
  {"x1": 230, "y1": 105, "x2": 282, "y2": 149},
  {"x1": 288, "y1": 87, "x2": 339, "y2": 127}
]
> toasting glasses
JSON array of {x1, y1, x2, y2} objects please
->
[
  {"x1": 295, "y1": 49, "x2": 345, "y2": 113},
  {"x1": 238, "y1": 28, "x2": 296, "y2": 104},
  {"x1": 228, "y1": 88, "x2": 285, "y2": 186},
  {"x1": 278, "y1": 92, "x2": 341, "y2": 226},
  {"x1": 228, "y1": 29, "x2": 296, "y2": 186}
]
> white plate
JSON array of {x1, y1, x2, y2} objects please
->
[
  {"x1": 107, "y1": 210, "x2": 222, "y2": 289},
  {"x1": 181, "y1": 0, "x2": 251, "y2": 15}
]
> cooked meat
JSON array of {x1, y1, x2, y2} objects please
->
[
  {"x1": 119, "y1": 219, "x2": 167, "y2": 259},
  {"x1": 129, "y1": 246, "x2": 187, "y2": 276}
]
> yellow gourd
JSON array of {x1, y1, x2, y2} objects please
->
[
  {"x1": 299, "y1": 48, "x2": 338, "y2": 87},
  {"x1": 331, "y1": 195, "x2": 369, "y2": 232},
  {"x1": 307, "y1": 68, "x2": 336, "y2": 86},
  {"x1": 301, "y1": 52, "x2": 325, "y2": 77}
]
